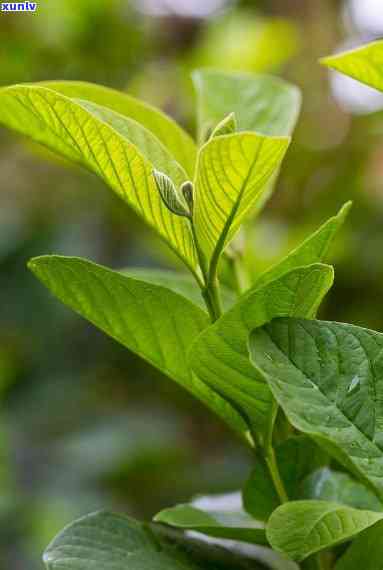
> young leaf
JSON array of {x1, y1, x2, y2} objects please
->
[
  {"x1": 266, "y1": 500, "x2": 383, "y2": 562},
  {"x1": 153, "y1": 169, "x2": 190, "y2": 218},
  {"x1": 249, "y1": 318, "x2": 383, "y2": 499},
  {"x1": 243, "y1": 436, "x2": 327, "y2": 521},
  {"x1": 29, "y1": 255, "x2": 246, "y2": 436},
  {"x1": 0, "y1": 85, "x2": 198, "y2": 273},
  {"x1": 334, "y1": 520, "x2": 383, "y2": 570},
  {"x1": 154, "y1": 504, "x2": 268, "y2": 546},
  {"x1": 254, "y1": 201, "x2": 351, "y2": 290},
  {"x1": 321, "y1": 40, "x2": 383, "y2": 93},
  {"x1": 210, "y1": 112, "x2": 237, "y2": 139},
  {"x1": 193, "y1": 132, "x2": 290, "y2": 276},
  {"x1": 193, "y1": 69, "x2": 301, "y2": 143},
  {"x1": 301, "y1": 468, "x2": 382, "y2": 512},
  {"x1": 38, "y1": 79, "x2": 197, "y2": 176},
  {"x1": 189, "y1": 263, "x2": 334, "y2": 445}
]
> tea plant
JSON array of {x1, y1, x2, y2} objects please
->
[{"x1": 1, "y1": 40, "x2": 383, "y2": 570}]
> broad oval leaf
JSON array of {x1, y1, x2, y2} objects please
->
[
  {"x1": 189, "y1": 264, "x2": 334, "y2": 445},
  {"x1": 335, "y1": 519, "x2": 383, "y2": 570},
  {"x1": 193, "y1": 132, "x2": 290, "y2": 275},
  {"x1": 43, "y1": 510, "x2": 264, "y2": 570},
  {"x1": 39, "y1": 79, "x2": 197, "y2": 176},
  {"x1": 154, "y1": 503, "x2": 267, "y2": 546},
  {"x1": 0, "y1": 85, "x2": 197, "y2": 273},
  {"x1": 28, "y1": 255, "x2": 244, "y2": 434},
  {"x1": 249, "y1": 318, "x2": 383, "y2": 499},
  {"x1": 193, "y1": 69, "x2": 301, "y2": 143},
  {"x1": 266, "y1": 500, "x2": 383, "y2": 561},
  {"x1": 254, "y1": 201, "x2": 351, "y2": 290},
  {"x1": 321, "y1": 40, "x2": 383, "y2": 93}
]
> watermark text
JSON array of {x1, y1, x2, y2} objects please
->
[{"x1": 1, "y1": 2, "x2": 37, "y2": 11}]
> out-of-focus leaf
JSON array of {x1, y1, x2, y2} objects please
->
[
  {"x1": 193, "y1": 69, "x2": 301, "y2": 143},
  {"x1": 301, "y1": 468, "x2": 382, "y2": 512},
  {"x1": 321, "y1": 40, "x2": 383, "y2": 93},
  {"x1": 189, "y1": 264, "x2": 333, "y2": 445},
  {"x1": 120, "y1": 268, "x2": 236, "y2": 312}
]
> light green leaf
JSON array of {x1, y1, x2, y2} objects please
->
[
  {"x1": 120, "y1": 268, "x2": 236, "y2": 312},
  {"x1": 254, "y1": 201, "x2": 351, "y2": 290},
  {"x1": 249, "y1": 319, "x2": 383, "y2": 499},
  {"x1": 243, "y1": 436, "x2": 327, "y2": 521},
  {"x1": 193, "y1": 132, "x2": 290, "y2": 275},
  {"x1": 28, "y1": 255, "x2": 245, "y2": 435},
  {"x1": 321, "y1": 40, "x2": 383, "y2": 93},
  {"x1": 210, "y1": 112, "x2": 237, "y2": 139},
  {"x1": 335, "y1": 520, "x2": 383, "y2": 570},
  {"x1": 193, "y1": 69, "x2": 301, "y2": 143},
  {"x1": 301, "y1": 468, "x2": 382, "y2": 512},
  {"x1": 154, "y1": 504, "x2": 267, "y2": 545},
  {"x1": 0, "y1": 85, "x2": 197, "y2": 273},
  {"x1": 266, "y1": 500, "x2": 383, "y2": 562},
  {"x1": 38, "y1": 79, "x2": 197, "y2": 176},
  {"x1": 43, "y1": 510, "x2": 263, "y2": 570},
  {"x1": 189, "y1": 264, "x2": 334, "y2": 445}
]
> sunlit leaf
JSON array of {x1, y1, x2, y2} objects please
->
[{"x1": 321, "y1": 40, "x2": 383, "y2": 93}]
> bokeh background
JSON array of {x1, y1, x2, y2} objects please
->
[{"x1": 1, "y1": 1, "x2": 383, "y2": 567}]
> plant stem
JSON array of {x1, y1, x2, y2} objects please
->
[
  {"x1": 301, "y1": 554, "x2": 326, "y2": 570},
  {"x1": 265, "y1": 446, "x2": 289, "y2": 504}
]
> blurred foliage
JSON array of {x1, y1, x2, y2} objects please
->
[{"x1": 2, "y1": 0, "x2": 383, "y2": 568}]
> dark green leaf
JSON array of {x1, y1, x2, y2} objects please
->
[{"x1": 335, "y1": 520, "x2": 383, "y2": 570}]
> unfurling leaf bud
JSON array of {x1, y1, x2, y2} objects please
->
[
  {"x1": 181, "y1": 181, "x2": 194, "y2": 216},
  {"x1": 152, "y1": 170, "x2": 190, "y2": 218}
]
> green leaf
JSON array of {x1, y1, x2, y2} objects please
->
[
  {"x1": 301, "y1": 468, "x2": 382, "y2": 512},
  {"x1": 320, "y1": 40, "x2": 383, "y2": 93},
  {"x1": 335, "y1": 520, "x2": 383, "y2": 570},
  {"x1": 153, "y1": 169, "x2": 190, "y2": 218},
  {"x1": 193, "y1": 132, "x2": 290, "y2": 275},
  {"x1": 43, "y1": 510, "x2": 264, "y2": 570},
  {"x1": 193, "y1": 69, "x2": 301, "y2": 143},
  {"x1": 249, "y1": 318, "x2": 383, "y2": 499},
  {"x1": 243, "y1": 436, "x2": 327, "y2": 521},
  {"x1": 254, "y1": 202, "x2": 351, "y2": 290},
  {"x1": 154, "y1": 504, "x2": 268, "y2": 546},
  {"x1": 189, "y1": 263, "x2": 334, "y2": 445},
  {"x1": 0, "y1": 85, "x2": 197, "y2": 273},
  {"x1": 266, "y1": 500, "x2": 383, "y2": 562},
  {"x1": 38, "y1": 80, "x2": 197, "y2": 176},
  {"x1": 210, "y1": 112, "x2": 237, "y2": 139},
  {"x1": 28, "y1": 255, "x2": 244, "y2": 435},
  {"x1": 120, "y1": 268, "x2": 236, "y2": 312}
]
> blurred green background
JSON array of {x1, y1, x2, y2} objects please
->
[{"x1": 1, "y1": 0, "x2": 383, "y2": 567}]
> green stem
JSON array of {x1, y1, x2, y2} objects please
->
[
  {"x1": 301, "y1": 554, "x2": 326, "y2": 570},
  {"x1": 265, "y1": 446, "x2": 289, "y2": 504}
]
